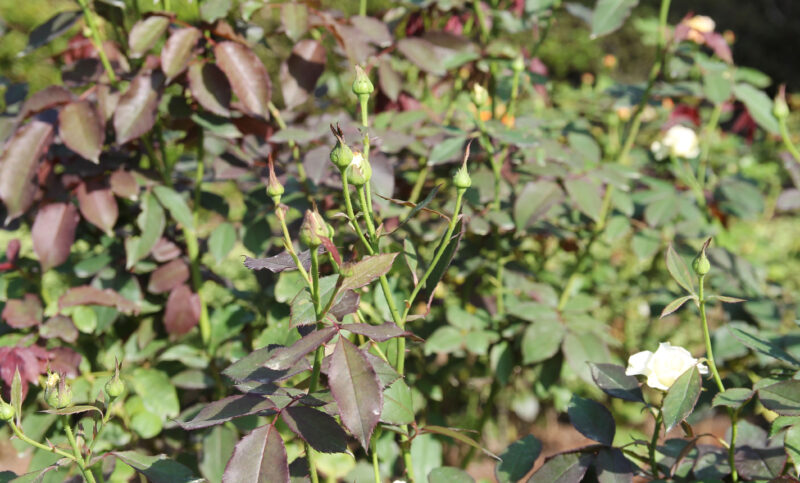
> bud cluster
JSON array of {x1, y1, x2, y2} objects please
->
[{"x1": 44, "y1": 372, "x2": 72, "y2": 409}]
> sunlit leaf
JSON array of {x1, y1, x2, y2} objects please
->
[
  {"x1": 223, "y1": 424, "x2": 289, "y2": 483},
  {"x1": 591, "y1": 0, "x2": 638, "y2": 38},
  {"x1": 665, "y1": 244, "x2": 695, "y2": 295},
  {"x1": 0, "y1": 120, "x2": 53, "y2": 222},
  {"x1": 589, "y1": 363, "x2": 644, "y2": 403},
  {"x1": 126, "y1": 192, "x2": 166, "y2": 268},
  {"x1": 177, "y1": 394, "x2": 275, "y2": 430},
  {"x1": 528, "y1": 452, "x2": 594, "y2": 482},
  {"x1": 759, "y1": 380, "x2": 800, "y2": 416},
  {"x1": 161, "y1": 27, "x2": 201, "y2": 82},
  {"x1": 660, "y1": 295, "x2": 697, "y2": 318},
  {"x1": 199, "y1": 425, "x2": 237, "y2": 483},
  {"x1": 32, "y1": 202, "x2": 79, "y2": 271},
  {"x1": 164, "y1": 284, "x2": 201, "y2": 336},
  {"x1": 59, "y1": 100, "x2": 104, "y2": 162},
  {"x1": 264, "y1": 327, "x2": 337, "y2": 371},
  {"x1": 662, "y1": 366, "x2": 701, "y2": 431},
  {"x1": 77, "y1": 180, "x2": 118, "y2": 234},
  {"x1": 1, "y1": 294, "x2": 43, "y2": 328},
  {"x1": 214, "y1": 41, "x2": 271, "y2": 118},
  {"x1": 59, "y1": 285, "x2": 139, "y2": 314},
  {"x1": 128, "y1": 15, "x2": 170, "y2": 59},
  {"x1": 397, "y1": 38, "x2": 445, "y2": 75},
  {"x1": 496, "y1": 435, "x2": 541, "y2": 483},
  {"x1": 112, "y1": 451, "x2": 201, "y2": 483},
  {"x1": 21, "y1": 10, "x2": 82, "y2": 56},
  {"x1": 340, "y1": 322, "x2": 411, "y2": 342},
  {"x1": 280, "y1": 39, "x2": 325, "y2": 109},
  {"x1": 147, "y1": 259, "x2": 190, "y2": 294},
  {"x1": 114, "y1": 70, "x2": 164, "y2": 144},
  {"x1": 340, "y1": 253, "x2": 398, "y2": 292},
  {"x1": 281, "y1": 3, "x2": 308, "y2": 41},
  {"x1": 188, "y1": 62, "x2": 232, "y2": 117}
]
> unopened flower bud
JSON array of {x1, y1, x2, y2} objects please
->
[
  {"x1": 511, "y1": 55, "x2": 525, "y2": 73},
  {"x1": 299, "y1": 209, "x2": 328, "y2": 248},
  {"x1": 352, "y1": 65, "x2": 374, "y2": 97},
  {"x1": 345, "y1": 151, "x2": 371, "y2": 186},
  {"x1": 774, "y1": 86, "x2": 789, "y2": 119},
  {"x1": 266, "y1": 157, "x2": 284, "y2": 205},
  {"x1": 330, "y1": 123, "x2": 354, "y2": 171},
  {"x1": 0, "y1": 402, "x2": 13, "y2": 422},
  {"x1": 453, "y1": 165, "x2": 471, "y2": 190},
  {"x1": 692, "y1": 238, "x2": 712, "y2": 276},
  {"x1": 471, "y1": 84, "x2": 489, "y2": 107},
  {"x1": 105, "y1": 361, "x2": 125, "y2": 399},
  {"x1": 44, "y1": 372, "x2": 72, "y2": 409}
]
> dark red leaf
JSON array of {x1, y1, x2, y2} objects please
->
[
  {"x1": 109, "y1": 169, "x2": 139, "y2": 200},
  {"x1": 264, "y1": 327, "x2": 337, "y2": 371},
  {"x1": 39, "y1": 315, "x2": 78, "y2": 343},
  {"x1": 223, "y1": 346, "x2": 311, "y2": 384},
  {"x1": 147, "y1": 258, "x2": 190, "y2": 294},
  {"x1": 340, "y1": 322, "x2": 414, "y2": 342},
  {"x1": 164, "y1": 284, "x2": 201, "y2": 335},
  {"x1": 282, "y1": 406, "x2": 347, "y2": 454},
  {"x1": 0, "y1": 345, "x2": 51, "y2": 400},
  {"x1": 214, "y1": 41, "x2": 271, "y2": 118},
  {"x1": 223, "y1": 424, "x2": 289, "y2": 483},
  {"x1": 703, "y1": 32, "x2": 733, "y2": 63},
  {"x1": 128, "y1": 15, "x2": 170, "y2": 59},
  {"x1": 279, "y1": 39, "x2": 325, "y2": 109},
  {"x1": 59, "y1": 285, "x2": 139, "y2": 314},
  {"x1": 97, "y1": 85, "x2": 119, "y2": 121},
  {"x1": 113, "y1": 70, "x2": 165, "y2": 144},
  {"x1": 340, "y1": 253, "x2": 398, "y2": 292},
  {"x1": 328, "y1": 337, "x2": 382, "y2": 449},
  {"x1": 5, "y1": 239, "x2": 20, "y2": 264},
  {"x1": 329, "y1": 290, "x2": 359, "y2": 321},
  {"x1": 161, "y1": 27, "x2": 202, "y2": 82},
  {"x1": 0, "y1": 120, "x2": 54, "y2": 222},
  {"x1": 187, "y1": 61, "x2": 232, "y2": 117},
  {"x1": 59, "y1": 100, "x2": 104, "y2": 163},
  {"x1": 76, "y1": 180, "x2": 118, "y2": 234},
  {"x1": 48, "y1": 346, "x2": 81, "y2": 378},
  {"x1": 32, "y1": 202, "x2": 79, "y2": 271},
  {"x1": 20, "y1": 86, "x2": 74, "y2": 119},
  {"x1": 1, "y1": 294, "x2": 43, "y2": 328},
  {"x1": 243, "y1": 247, "x2": 324, "y2": 273},
  {"x1": 177, "y1": 394, "x2": 275, "y2": 430}
]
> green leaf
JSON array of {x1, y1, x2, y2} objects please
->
[
  {"x1": 424, "y1": 326, "x2": 462, "y2": 355},
  {"x1": 112, "y1": 451, "x2": 201, "y2": 483},
  {"x1": 567, "y1": 396, "x2": 616, "y2": 445},
  {"x1": 522, "y1": 319, "x2": 565, "y2": 364},
  {"x1": 661, "y1": 366, "x2": 701, "y2": 431},
  {"x1": 161, "y1": 27, "x2": 202, "y2": 82},
  {"x1": 495, "y1": 435, "x2": 542, "y2": 483},
  {"x1": 660, "y1": 295, "x2": 697, "y2": 318},
  {"x1": 703, "y1": 66, "x2": 733, "y2": 104},
  {"x1": 60, "y1": 101, "x2": 104, "y2": 163},
  {"x1": 733, "y1": 83, "x2": 780, "y2": 134},
  {"x1": 513, "y1": 181, "x2": 562, "y2": 229},
  {"x1": 421, "y1": 220, "x2": 463, "y2": 304},
  {"x1": 340, "y1": 253, "x2": 398, "y2": 292},
  {"x1": 591, "y1": 0, "x2": 639, "y2": 38},
  {"x1": 328, "y1": 337, "x2": 382, "y2": 449},
  {"x1": 411, "y1": 434, "x2": 442, "y2": 481},
  {"x1": 565, "y1": 177, "x2": 603, "y2": 222},
  {"x1": 563, "y1": 332, "x2": 611, "y2": 383},
  {"x1": 729, "y1": 326, "x2": 800, "y2": 367},
  {"x1": 208, "y1": 222, "x2": 236, "y2": 264},
  {"x1": 128, "y1": 15, "x2": 170, "y2": 59},
  {"x1": 529, "y1": 452, "x2": 594, "y2": 482},
  {"x1": 712, "y1": 388, "x2": 754, "y2": 408},
  {"x1": 129, "y1": 368, "x2": 180, "y2": 420},
  {"x1": 199, "y1": 425, "x2": 237, "y2": 483},
  {"x1": 759, "y1": 380, "x2": 800, "y2": 416},
  {"x1": 595, "y1": 447, "x2": 636, "y2": 483},
  {"x1": 428, "y1": 135, "x2": 467, "y2": 166},
  {"x1": 397, "y1": 38, "x2": 445, "y2": 75},
  {"x1": 665, "y1": 244, "x2": 695, "y2": 295},
  {"x1": 281, "y1": 3, "x2": 308, "y2": 41},
  {"x1": 381, "y1": 379, "x2": 415, "y2": 425},
  {"x1": 589, "y1": 363, "x2": 644, "y2": 403},
  {"x1": 126, "y1": 192, "x2": 166, "y2": 269},
  {"x1": 153, "y1": 185, "x2": 194, "y2": 230},
  {"x1": 428, "y1": 467, "x2": 474, "y2": 483},
  {"x1": 785, "y1": 425, "x2": 800, "y2": 474}
]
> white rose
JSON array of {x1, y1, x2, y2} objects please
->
[
  {"x1": 653, "y1": 125, "x2": 700, "y2": 160},
  {"x1": 685, "y1": 15, "x2": 715, "y2": 34},
  {"x1": 625, "y1": 342, "x2": 708, "y2": 391}
]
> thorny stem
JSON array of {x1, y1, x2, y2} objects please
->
[
  {"x1": 9, "y1": 420, "x2": 75, "y2": 461},
  {"x1": 76, "y1": 0, "x2": 117, "y2": 87},
  {"x1": 698, "y1": 274, "x2": 738, "y2": 481},
  {"x1": 64, "y1": 421, "x2": 96, "y2": 483}
]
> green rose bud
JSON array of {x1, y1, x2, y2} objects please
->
[
  {"x1": 692, "y1": 238, "x2": 712, "y2": 276},
  {"x1": 266, "y1": 157, "x2": 284, "y2": 206},
  {"x1": 471, "y1": 84, "x2": 489, "y2": 107},
  {"x1": 299, "y1": 209, "x2": 329, "y2": 248},
  {"x1": 105, "y1": 360, "x2": 125, "y2": 399},
  {"x1": 511, "y1": 54, "x2": 525, "y2": 73},
  {"x1": 0, "y1": 402, "x2": 14, "y2": 422},
  {"x1": 345, "y1": 152, "x2": 371, "y2": 186},
  {"x1": 774, "y1": 94, "x2": 789, "y2": 119},
  {"x1": 453, "y1": 165, "x2": 471, "y2": 190},
  {"x1": 44, "y1": 372, "x2": 72, "y2": 410},
  {"x1": 352, "y1": 65, "x2": 374, "y2": 97},
  {"x1": 330, "y1": 123, "x2": 354, "y2": 171}
]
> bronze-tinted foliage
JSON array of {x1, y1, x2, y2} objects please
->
[
  {"x1": 0, "y1": 120, "x2": 53, "y2": 223},
  {"x1": 31, "y1": 202, "x2": 79, "y2": 271}
]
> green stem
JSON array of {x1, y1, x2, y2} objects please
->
[
  {"x1": 472, "y1": 0, "x2": 489, "y2": 43},
  {"x1": 76, "y1": 0, "x2": 117, "y2": 87},
  {"x1": 359, "y1": 0, "x2": 367, "y2": 16},
  {"x1": 779, "y1": 116, "x2": 800, "y2": 164},
  {"x1": 9, "y1": 420, "x2": 75, "y2": 461},
  {"x1": 697, "y1": 103, "x2": 722, "y2": 194},
  {"x1": 64, "y1": 422, "x2": 96, "y2": 483},
  {"x1": 341, "y1": 177, "x2": 373, "y2": 254},
  {"x1": 371, "y1": 433, "x2": 381, "y2": 483},
  {"x1": 307, "y1": 248, "x2": 323, "y2": 483},
  {"x1": 402, "y1": 436, "x2": 416, "y2": 483},
  {"x1": 142, "y1": 136, "x2": 171, "y2": 187},
  {"x1": 650, "y1": 409, "x2": 662, "y2": 479},
  {"x1": 306, "y1": 444, "x2": 320, "y2": 483},
  {"x1": 278, "y1": 213, "x2": 311, "y2": 285}
]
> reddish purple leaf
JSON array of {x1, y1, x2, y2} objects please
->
[
  {"x1": 0, "y1": 120, "x2": 53, "y2": 222},
  {"x1": 77, "y1": 180, "x2": 118, "y2": 234},
  {"x1": 243, "y1": 247, "x2": 323, "y2": 273},
  {"x1": 109, "y1": 169, "x2": 138, "y2": 200},
  {"x1": 704, "y1": 32, "x2": 733, "y2": 63},
  {"x1": 378, "y1": 57, "x2": 401, "y2": 102},
  {"x1": 20, "y1": 86, "x2": 74, "y2": 119},
  {"x1": 280, "y1": 39, "x2": 325, "y2": 109},
  {"x1": 328, "y1": 337, "x2": 382, "y2": 449},
  {"x1": 340, "y1": 322, "x2": 413, "y2": 342},
  {"x1": 59, "y1": 100, "x2": 104, "y2": 163},
  {"x1": 0, "y1": 345, "x2": 50, "y2": 400},
  {"x1": 223, "y1": 346, "x2": 311, "y2": 384},
  {"x1": 1, "y1": 294, "x2": 43, "y2": 328},
  {"x1": 282, "y1": 406, "x2": 347, "y2": 454},
  {"x1": 128, "y1": 15, "x2": 170, "y2": 59},
  {"x1": 340, "y1": 253, "x2": 398, "y2": 292},
  {"x1": 97, "y1": 85, "x2": 119, "y2": 121},
  {"x1": 329, "y1": 290, "x2": 359, "y2": 321},
  {"x1": 177, "y1": 394, "x2": 275, "y2": 430},
  {"x1": 48, "y1": 346, "x2": 81, "y2": 378},
  {"x1": 147, "y1": 258, "x2": 190, "y2": 294},
  {"x1": 164, "y1": 284, "x2": 201, "y2": 335},
  {"x1": 39, "y1": 315, "x2": 78, "y2": 343},
  {"x1": 59, "y1": 285, "x2": 139, "y2": 314},
  {"x1": 32, "y1": 202, "x2": 79, "y2": 271},
  {"x1": 114, "y1": 70, "x2": 165, "y2": 144},
  {"x1": 351, "y1": 16, "x2": 392, "y2": 46},
  {"x1": 5, "y1": 239, "x2": 20, "y2": 264},
  {"x1": 223, "y1": 424, "x2": 289, "y2": 483},
  {"x1": 265, "y1": 327, "x2": 337, "y2": 371},
  {"x1": 187, "y1": 61, "x2": 232, "y2": 117},
  {"x1": 151, "y1": 237, "x2": 182, "y2": 262},
  {"x1": 214, "y1": 41, "x2": 271, "y2": 118},
  {"x1": 161, "y1": 27, "x2": 202, "y2": 82}
]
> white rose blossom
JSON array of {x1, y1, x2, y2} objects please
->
[
  {"x1": 651, "y1": 125, "x2": 700, "y2": 160},
  {"x1": 625, "y1": 342, "x2": 708, "y2": 391}
]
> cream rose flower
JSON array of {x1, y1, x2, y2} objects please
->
[
  {"x1": 686, "y1": 15, "x2": 715, "y2": 34},
  {"x1": 651, "y1": 125, "x2": 700, "y2": 160},
  {"x1": 625, "y1": 342, "x2": 708, "y2": 391}
]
